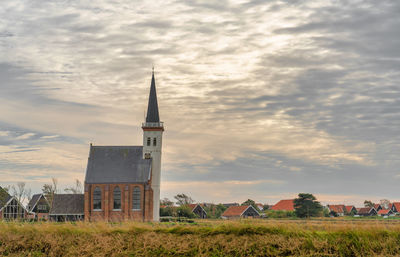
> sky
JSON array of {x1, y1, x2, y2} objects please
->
[{"x1": 0, "y1": 0, "x2": 399, "y2": 207}]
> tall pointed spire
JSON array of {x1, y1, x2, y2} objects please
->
[{"x1": 145, "y1": 68, "x2": 160, "y2": 122}]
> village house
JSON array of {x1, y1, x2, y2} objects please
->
[
  {"x1": 357, "y1": 207, "x2": 377, "y2": 216},
  {"x1": 50, "y1": 194, "x2": 84, "y2": 221},
  {"x1": 27, "y1": 194, "x2": 50, "y2": 220},
  {"x1": 327, "y1": 205, "x2": 346, "y2": 216},
  {"x1": 221, "y1": 205, "x2": 260, "y2": 219},
  {"x1": 84, "y1": 70, "x2": 164, "y2": 222},
  {"x1": 188, "y1": 204, "x2": 207, "y2": 219},
  {"x1": 389, "y1": 202, "x2": 400, "y2": 214},
  {"x1": 0, "y1": 186, "x2": 28, "y2": 219},
  {"x1": 378, "y1": 209, "x2": 394, "y2": 217},
  {"x1": 270, "y1": 199, "x2": 295, "y2": 211}
]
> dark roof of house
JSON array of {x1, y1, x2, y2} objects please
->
[
  {"x1": 146, "y1": 71, "x2": 160, "y2": 122},
  {"x1": 28, "y1": 194, "x2": 42, "y2": 211},
  {"x1": 357, "y1": 207, "x2": 375, "y2": 215},
  {"x1": 0, "y1": 186, "x2": 12, "y2": 209},
  {"x1": 85, "y1": 146, "x2": 152, "y2": 184},
  {"x1": 270, "y1": 199, "x2": 295, "y2": 211},
  {"x1": 49, "y1": 194, "x2": 84, "y2": 215}
]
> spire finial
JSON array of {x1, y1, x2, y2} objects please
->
[{"x1": 152, "y1": 65, "x2": 154, "y2": 75}]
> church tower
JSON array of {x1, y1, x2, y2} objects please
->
[{"x1": 142, "y1": 69, "x2": 164, "y2": 221}]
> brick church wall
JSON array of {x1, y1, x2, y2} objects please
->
[{"x1": 85, "y1": 183, "x2": 153, "y2": 221}]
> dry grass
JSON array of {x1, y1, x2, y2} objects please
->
[{"x1": 1, "y1": 219, "x2": 400, "y2": 256}]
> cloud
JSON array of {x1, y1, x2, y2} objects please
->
[{"x1": 0, "y1": 0, "x2": 399, "y2": 206}]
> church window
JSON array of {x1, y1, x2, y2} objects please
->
[
  {"x1": 133, "y1": 187, "x2": 141, "y2": 210},
  {"x1": 147, "y1": 137, "x2": 151, "y2": 146},
  {"x1": 153, "y1": 138, "x2": 157, "y2": 146},
  {"x1": 113, "y1": 186, "x2": 121, "y2": 210},
  {"x1": 93, "y1": 187, "x2": 102, "y2": 210}
]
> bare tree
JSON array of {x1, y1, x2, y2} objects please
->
[
  {"x1": 160, "y1": 198, "x2": 174, "y2": 207},
  {"x1": 380, "y1": 199, "x2": 390, "y2": 209},
  {"x1": 64, "y1": 179, "x2": 83, "y2": 194},
  {"x1": 42, "y1": 178, "x2": 58, "y2": 212},
  {"x1": 11, "y1": 182, "x2": 30, "y2": 219}
]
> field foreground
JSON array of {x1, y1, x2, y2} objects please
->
[{"x1": 1, "y1": 219, "x2": 400, "y2": 256}]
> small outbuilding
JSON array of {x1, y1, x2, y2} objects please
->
[
  {"x1": 221, "y1": 205, "x2": 260, "y2": 219},
  {"x1": 49, "y1": 194, "x2": 84, "y2": 221}
]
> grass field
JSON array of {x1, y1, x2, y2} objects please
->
[{"x1": 2, "y1": 219, "x2": 400, "y2": 256}]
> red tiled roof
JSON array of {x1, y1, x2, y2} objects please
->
[
  {"x1": 187, "y1": 204, "x2": 198, "y2": 211},
  {"x1": 328, "y1": 205, "x2": 345, "y2": 213},
  {"x1": 378, "y1": 209, "x2": 391, "y2": 215},
  {"x1": 222, "y1": 205, "x2": 250, "y2": 217},
  {"x1": 392, "y1": 202, "x2": 400, "y2": 212},
  {"x1": 270, "y1": 199, "x2": 295, "y2": 211},
  {"x1": 345, "y1": 205, "x2": 355, "y2": 213},
  {"x1": 373, "y1": 204, "x2": 381, "y2": 209}
]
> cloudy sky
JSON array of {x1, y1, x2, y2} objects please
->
[{"x1": 0, "y1": 0, "x2": 399, "y2": 206}]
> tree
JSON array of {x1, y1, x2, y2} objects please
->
[
  {"x1": 11, "y1": 182, "x2": 30, "y2": 218},
  {"x1": 203, "y1": 204, "x2": 227, "y2": 219},
  {"x1": 64, "y1": 179, "x2": 83, "y2": 194},
  {"x1": 42, "y1": 178, "x2": 58, "y2": 211},
  {"x1": 241, "y1": 199, "x2": 257, "y2": 210},
  {"x1": 263, "y1": 204, "x2": 270, "y2": 211},
  {"x1": 293, "y1": 193, "x2": 323, "y2": 218},
  {"x1": 364, "y1": 200, "x2": 374, "y2": 208},
  {"x1": 379, "y1": 199, "x2": 390, "y2": 209},
  {"x1": 160, "y1": 198, "x2": 174, "y2": 207},
  {"x1": 176, "y1": 205, "x2": 195, "y2": 218},
  {"x1": 174, "y1": 193, "x2": 194, "y2": 206},
  {"x1": 160, "y1": 206, "x2": 175, "y2": 217}
]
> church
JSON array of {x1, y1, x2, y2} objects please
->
[{"x1": 84, "y1": 70, "x2": 164, "y2": 221}]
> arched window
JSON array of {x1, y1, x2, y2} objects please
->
[
  {"x1": 113, "y1": 186, "x2": 121, "y2": 210},
  {"x1": 153, "y1": 138, "x2": 157, "y2": 146},
  {"x1": 93, "y1": 187, "x2": 102, "y2": 210},
  {"x1": 133, "y1": 187, "x2": 141, "y2": 210}
]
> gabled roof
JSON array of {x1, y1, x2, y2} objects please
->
[
  {"x1": 188, "y1": 203, "x2": 207, "y2": 214},
  {"x1": 49, "y1": 194, "x2": 84, "y2": 215},
  {"x1": 373, "y1": 204, "x2": 382, "y2": 209},
  {"x1": 222, "y1": 205, "x2": 249, "y2": 217},
  {"x1": 270, "y1": 199, "x2": 295, "y2": 211},
  {"x1": 345, "y1": 205, "x2": 356, "y2": 213},
  {"x1": 0, "y1": 186, "x2": 12, "y2": 209},
  {"x1": 378, "y1": 209, "x2": 392, "y2": 215},
  {"x1": 85, "y1": 146, "x2": 152, "y2": 184},
  {"x1": 222, "y1": 205, "x2": 260, "y2": 217},
  {"x1": 357, "y1": 207, "x2": 375, "y2": 215},
  {"x1": 327, "y1": 205, "x2": 345, "y2": 213},
  {"x1": 146, "y1": 71, "x2": 160, "y2": 123},
  {"x1": 391, "y1": 202, "x2": 400, "y2": 212}
]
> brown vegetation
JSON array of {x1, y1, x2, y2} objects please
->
[{"x1": 1, "y1": 219, "x2": 400, "y2": 256}]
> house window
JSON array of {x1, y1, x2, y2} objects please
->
[
  {"x1": 93, "y1": 187, "x2": 102, "y2": 210},
  {"x1": 153, "y1": 138, "x2": 157, "y2": 146},
  {"x1": 147, "y1": 137, "x2": 151, "y2": 146},
  {"x1": 113, "y1": 186, "x2": 121, "y2": 210},
  {"x1": 2, "y1": 199, "x2": 25, "y2": 219},
  {"x1": 133, "y1": 186, "x2": 141, "y2": 210}
]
